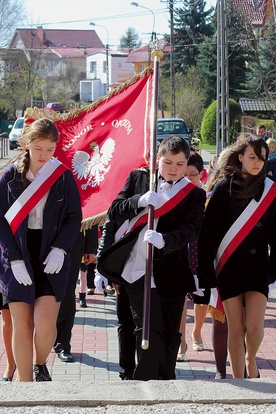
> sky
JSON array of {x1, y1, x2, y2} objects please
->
[{"x1": 23, "y1": 0, "x2": 216, "y2": 49}]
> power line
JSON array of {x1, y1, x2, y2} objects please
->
[{"x1": 25, "y1": 9, "x2": 168, "y2": 28}]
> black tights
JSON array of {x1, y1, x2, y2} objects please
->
[{"x1": 212, "y1": 318, "x2": 228, "y2": 379}]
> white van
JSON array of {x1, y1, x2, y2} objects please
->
[{"x1": 9, "y1": 117, "x2": 24, "y2": 150}]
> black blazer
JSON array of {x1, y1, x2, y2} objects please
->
[
  {"x1": 198, "y1": 178, "x2": 276, "y2": 301},
  {"x1": 101, "y1": 169, "x2": 206, "y2": 299}
]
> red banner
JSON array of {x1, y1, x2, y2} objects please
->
[{"x1": 25, "y1": 69, "x2": 152, "y2": 226}]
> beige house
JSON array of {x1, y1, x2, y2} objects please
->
[{"x1": 8, "y1": 27, "x2": 104, "y2": 101}]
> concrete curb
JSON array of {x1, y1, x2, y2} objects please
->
[{"x1": 0, "y1": 379, "x2": 276, "y2": 407}]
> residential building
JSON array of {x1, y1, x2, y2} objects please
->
[
  {"x1": 80, "y1": 50, "x2": 133, "y2": 102},
  {"x1": 233, "y1": 0, "x2": 276, "y2": 37},
  {"x1": 8, "y1": 27, "x2": 104, "y2": 101}
]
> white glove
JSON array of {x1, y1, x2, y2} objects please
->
[
  {"x1": 138, "y1": 191, "x2": 158, "y2": 208},
  {"x1": 94, "y1": 270, "x2": 108, "y2": 294},
  {"x1": 11, "y1": 261, "x2": 32, "y2": 286},
  {"x1": 43, "y1": 248, "x2": 65, "y2": 274},
  {"x1": 143, "y1": 230, "x2": 165, "y2": 249},
  {"x1": 193, "y1": 275, "x2": 204, "y2": 297}
]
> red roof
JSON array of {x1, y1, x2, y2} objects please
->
[
  {"x1": 125, "y1": 45, "x2": 153, "y2": 63},
  {"x1": 233, "y1": 0, "x2": 268, "y2": 26},
  {"x1": 10, "y1": 28, "x2": 104, "y2": 50},
  {"x1": 50, "y1": 47, "x2": 104, "y2": 58},
  {"x1": 125, "y1": 43, "x2": 170, "y2": 63}
]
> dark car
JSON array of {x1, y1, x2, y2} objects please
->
[
  {"x1": 157, "y1": 118, "x2": 192, "y2": 146},
  {"x1": 44, "y1": 102, "x2": 64, "y2": 113}
]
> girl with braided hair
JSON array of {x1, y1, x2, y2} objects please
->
[{"x1": 0, "y1": 118, "x2": 82, "y2": 381}]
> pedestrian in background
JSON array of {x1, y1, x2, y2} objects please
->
[
  {"x1": 184, "y1": 153, "x2": 209, "y2": 352},
  {"x1": 266, "y1": 140, "x2": 276, "y2": 183},
  {"x1": 54, "y1": 225, "x2": 98, "y2": 362},
  {"x1": 257, "y1": 124, "x2": 268, "y2": 141}
]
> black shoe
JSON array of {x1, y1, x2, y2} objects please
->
[
  {"x1": 119, "y1": 371, "x2": 133, "y2": 380},
  {"x1": 79, "y1": 293, "x2": 87, "y2": 307},
  {"x1": 34, "y1": 364, "x2": 52, "y2": 381},
  {"x1": 80, "y1": 299, "x2": 87, "y2": 307},
  {"x1": 106, "y1": 285, "x2": 115, "y2": 296},
  {"x1": 86, "y1": 288, "x2": 95, "y2": 295},
  {"x1": 58, "y1": 350, "x2": 75, "y2": 363}
]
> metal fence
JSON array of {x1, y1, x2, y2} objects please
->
[{"x1": 0, "y1": 132, "x2": 9, "y2": 159}]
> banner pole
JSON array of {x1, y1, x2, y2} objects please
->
[{"x1": 141, "y1": 46, "x2": 164, "y2": 350}]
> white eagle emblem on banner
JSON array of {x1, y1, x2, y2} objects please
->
[{"x1": 72, "y1": 138, "x2": 115, "y2": 189}]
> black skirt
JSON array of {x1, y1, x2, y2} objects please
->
[
  {"x1": 26, "y1": 229, "x2": 55, "y2": 298},
  {"x1": 3, "y1": 229, "x2": 55, "y2": 305}
]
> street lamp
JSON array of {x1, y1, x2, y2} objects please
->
[
  {"x1": 130, "y1": 2, "x2": 156, "y2": 41},
  {"x1": 89, "y1": 22, "x2": 109, "y2": 93}
]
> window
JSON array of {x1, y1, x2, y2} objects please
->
[
  {"x1": 90, "y1": 61, "x2": 97, "y2": 73},
  {"x1": 103, "y1": 61, "x2": 107, "y2": 73},
  {"x1": 60, "y1": 61, "x2": 66, "y2": 72},
  {"x1": 48, "y1": 61, "x2": 55, "y2": 71}
]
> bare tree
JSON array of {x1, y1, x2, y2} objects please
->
[
  {"x1": 0, "y1": 0, "x2": 26, "y2": 47},
  {"x1": 0, "y1": 48, "x2": 44, "y2": 117},
  {"x1": 160, "y1": 68, "x2": 206, "y2": 131}
]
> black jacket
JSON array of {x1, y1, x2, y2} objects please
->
[
  {"x1": 198, "y1": 178, "x2": 276, "y2": 300},
  {"x1": 100, "y1": 169, "x2": 206, "y2": 299}
]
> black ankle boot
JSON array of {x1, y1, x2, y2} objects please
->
[
  {"x1": 34, "y1": 364, "x2": 52, "y2": 381},
  {"x1": 79, "y1": 292, "x2": 87, "y2": 308}
]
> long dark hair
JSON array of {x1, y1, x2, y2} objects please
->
[{"x1": 219, "y1": 133, "x2": 269, "y2": 204}]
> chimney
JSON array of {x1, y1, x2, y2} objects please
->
[{"x1": 36, "y1": 26, "x2": 45, "y2": 44}]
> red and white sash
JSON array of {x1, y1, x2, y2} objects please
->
[
  {"x1": 214, "y1": 178, "x2": 276, "y2": 277},
  {"x1": 5, "y1": 158, "x2": 68, "y2": 234},
  {"x1": 115, "y1": 178, "x2": 196, "y2": 242}
]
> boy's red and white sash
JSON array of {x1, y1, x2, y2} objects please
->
[
  {"x1": 5, "y1": 158, "x2": 68, "y2": 234},
  {"x1": 115, "y1": 178, "x2": 196, "y2": 242},
  {"x1": 214, "y1": 178, "x2": 276, "y2": 277}
]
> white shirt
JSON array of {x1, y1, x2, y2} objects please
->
[
  {"x1": 121, "y1": 177, "x2": 173, "y2": 286},
  {"x1": 26, "y1": 163, "x2": 50, "y2": 229}
]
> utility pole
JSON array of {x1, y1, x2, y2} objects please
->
[
  {"x1": 216, "y1": 0, "x2": 230, "y2": 155},
  {"x1": 161, "y1": 0, "x2": 181, "y2": 117},
  {"x1": 169, "y1": 0, "x2": 176, "y2": 117},
  {"x1": 89, "y1": 22, "x2": 110, "y2": 94}
]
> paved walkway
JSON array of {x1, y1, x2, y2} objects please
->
[
  {"x1": 2, "y1": 288, "x2": 275, "y2": 381},
  {"x1": 1, "y1": 148, "x2": 276, "y2": 412},
  {"x1": 0, "y1": 148, "x2": 276, "y2": 382}
]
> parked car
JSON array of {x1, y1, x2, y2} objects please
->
[
  {"x1": 157, "y1": 118, "x2": 192, "y2": 146},
  {"x1": 44, "y1": 102, "x2": 64, "y2": 113},
  {"x1": 8, "y1": 117, "x2": 24, "y2": 150}
]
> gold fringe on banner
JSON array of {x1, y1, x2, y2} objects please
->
[
  {"x1": 24, "y1": 67, "x2": 153, "y2": 123},
  {"x1": 24, "y1": 67, "x2": 153, "y2": 230},
  {"x1": 207, "y1": 305, "x2": 226, "y2": 323},
  {"x1": 81, "y1": 211, "x2": 107, "y2": 231}
]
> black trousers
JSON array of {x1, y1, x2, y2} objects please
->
[
  {"x1": 125, "y1": 277, "x2": 185, "y2": 380},
  {"x1": 87, "y1": 263, "x2": 96, "y2": 289},
  {"x1": 116, "y1": 284, "x2": 136, "y2": 377},
  {"x1": 54, "y1": 232, "x2": 84, "y2": 353}
]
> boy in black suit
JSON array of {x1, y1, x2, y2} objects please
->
[{"x1": 100, "y1": 136, "x2": 206, "y2": 380}]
